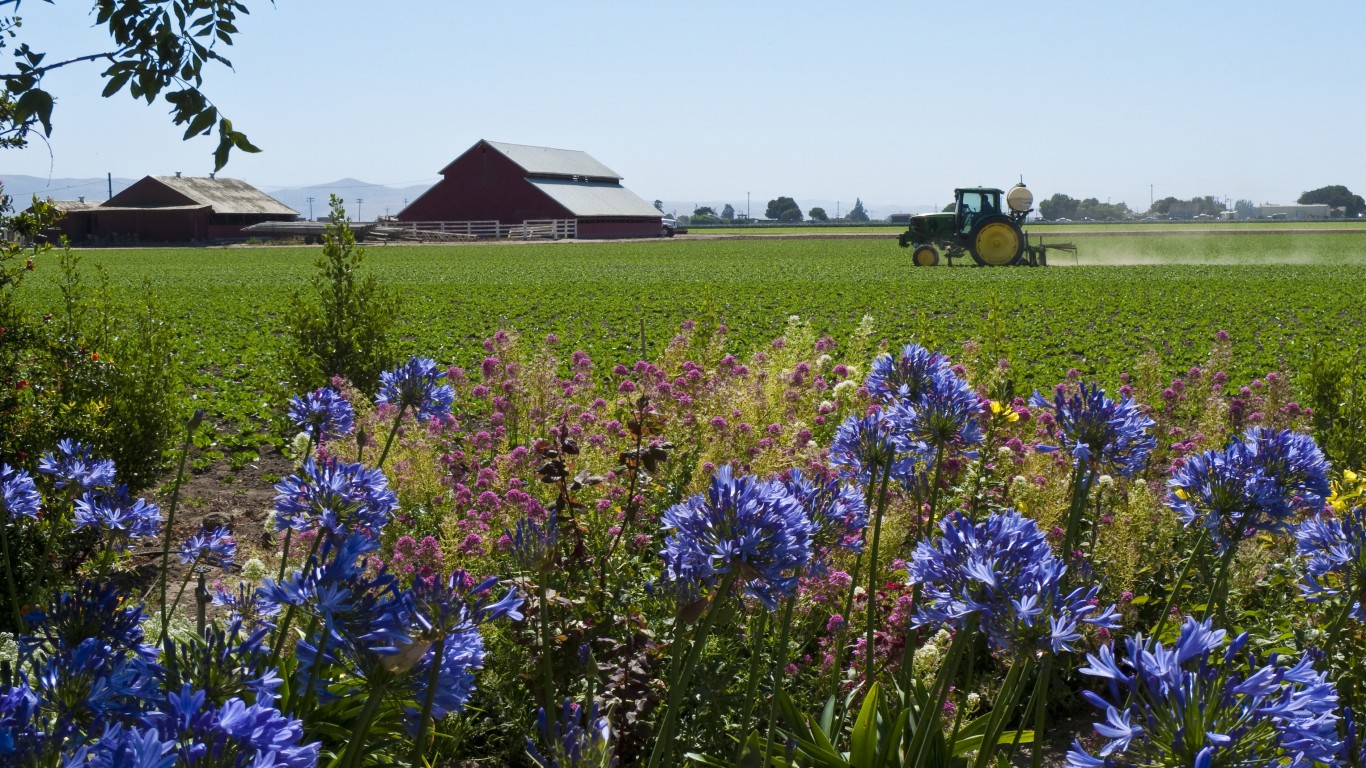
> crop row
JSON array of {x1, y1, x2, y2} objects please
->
[{"x1": 16, "y1": 236, "x2": 1366, "y2": 448}]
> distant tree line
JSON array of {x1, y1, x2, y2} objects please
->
[{"x1": 1038, "y1": 193, "x2": 1133, "y2": 221}]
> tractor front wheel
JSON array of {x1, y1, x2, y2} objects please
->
[
  {"x1": 967, "y1": 215, "x2": 1024, "y2": 266},
  {"x1": 912, "y1": 245, "x2": 940, "y2": 267}
]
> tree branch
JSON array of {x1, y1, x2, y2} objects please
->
[{"x1": 1, "y1": 51, "x2": 118, "y2": 82}]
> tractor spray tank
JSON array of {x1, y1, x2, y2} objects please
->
[{"x1": 897, "y1": 182, "x2": 1074, "y2": 267}]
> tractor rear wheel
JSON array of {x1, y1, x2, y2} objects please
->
[
  {"x1": 967, "y1": 215, "x2": 1024, "y2": 266},
  {"x1": 912, "y1": 245, "x2": 940, "y2": 267}
]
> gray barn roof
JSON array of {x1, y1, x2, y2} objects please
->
[
  {"x1": 486, "y1": 141, "x2": 622, "y2": 181},
  {"x1": 529, "y1": 179, "x2": 662, "y2": 218},
  {"x1": 144, "y1": 176, "x2": 296, "y2": 216}
]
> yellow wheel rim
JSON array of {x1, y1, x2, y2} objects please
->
[
  {"x1": 975, "y1": 221, "x2": 1021, "y2": 265},
  {"x1": 914, "y1": 246, "x2": 938, "y2": 266}
]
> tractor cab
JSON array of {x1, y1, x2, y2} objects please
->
[{"x1": 955, "y1": 188, "x2": 1004, "y2": 235}]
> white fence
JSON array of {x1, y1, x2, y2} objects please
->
[{"x1": 374, "y1": 219, "x2": 577, "y2": 241}]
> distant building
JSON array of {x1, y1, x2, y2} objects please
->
[
  {"x1": 48, "y1": 174, "x2": 297, "y2": 243},
  {"x1": 397, "y1": 140, "x2": 663, "y2": 239},
  {"x1": 1256, "y1": 204, "x2": 1330, "y2": 221}
]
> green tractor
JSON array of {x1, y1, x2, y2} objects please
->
[{"x1": 898, "y1": 183, "x2": 1057, "y2": 267}]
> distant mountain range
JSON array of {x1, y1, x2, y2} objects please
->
[{"x1": 2, "y1": 174, "x2": 931, "y2": 222}]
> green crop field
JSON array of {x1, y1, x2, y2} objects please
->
[{"x1": 16, "y1": 233, "x2": 1366, "y2": 441}]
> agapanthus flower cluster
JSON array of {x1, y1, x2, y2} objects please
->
[
  {"x1": 526, "y1": 697, "x2": 617, "y2": 768},
  {"x1": 777, "y1": 469, "x2": 867, "y2": 574},
  {"x1": 288, "y1": 386, "x2": 356, "y2": 442},
  {"x1": 154, "y1": 687, "x2": 318, "y2": 768},
  {"x1": 161, "y1": 619, "x2": 281, "y2": 706},
  {"x1": 73, "y1": 486, "x2": 161, "y2": 542},
  {"x1": 272, "y1": 457, "x2": 398, "y2": 538},
  {"x1": 19, "y1": 581, "x2": 161, "y2": 742},
  {"x1": 865, "y1": 342, "x2": 950, "y2": 403},
  {"x1": 0, "y1": 463, "x2": 41, "y2": 520},
  {"x1": 376, "y1": 356, "x2": 455, "y2": 422},
  {"x1": 890, "y1": 366, "x2": 984, "y2": 453},
  {"x1": 1067, "y1": 617, "x2": 1341, "y2": 768},
  {"x1": 510, "y1": 513, "x2": 560, "y2": 573},
  {"x1": 1296, "y1": 504, "x2": 1366, "y2": 622},
  {"x1": 178, "y1": 526, "x2": 237, "y2": 568},
  {"x1": 263, "y1": 533, "x2": 412, "y2": 697},
  {"x1": 212, "y1": 580, "x2": 282, "y2": 627},
  {"x1": 1169, "y1": 428, "x2": 1331, "y2": 553},
  {"x1": 907, "y1": 510, "x2": 1118, "y2": 655},
  {"x1": 660, "y1": 465, "x2": 814, "y2": 610},
  {"x1": 38, "y1": 439, "x2": 116, "y2": 492},
  {"x1": 402, "y1": 570, "x2": 522, "y2": 726},
  {"x1": 829, "y1": 409, "x2": 921, "y2": 486},
  {"x1": 1030, "y1": 382, "x2": 1156, "y2": 478}
]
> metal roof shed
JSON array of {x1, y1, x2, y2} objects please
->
[{"x1": 400, "y1": 140, "x2": 662, "y2": 239}]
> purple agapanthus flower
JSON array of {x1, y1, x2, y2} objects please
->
[
  {"x1": 1169, "y1": 429, "x2": 1331, "y2": 554},
  {"x1": 272, "y1": 457, "x2": 398, "y2": 538},
  {"x1": 288, "y1": 387, "x2": 356, "y2": 442},
  {"x1": 158, "y1": 687, "x2": 319, "y2": 768},
  {"x1": 865, "y1": 341, "x2": 950, "y2": 404},
  {"x1": 73, "y1": 487, "x2": 161, "y2": 541},
  {"x1": 1068, "y1": 617, "x2": 1342, "y2": 768},
  {"x1": 1030, "y1": 383, "x2": 1156, "y2": 478},
  {"x1": 527, "y1": 697, "x2": 617, "y2": 768},
  {"x1": 401, "y1": 570, "x2": 522, "y2": 727},
  {"x1": 178, "y1": 526, "x2": 237, "y2": 568},
  {"x1": 38, "y1": 438, "x2": 116, "y2": 491},
  {"x1": 890, "y1": 367, "x2": 984, "y2": 453},
  {"x1": 777, "y1": 469, "x2": 867, "y2": 575},
  {"x1": 660, "y1": 465, "x2": 815, "y2": 610},
  {"x1": 829, "y1": 409, "x2": 922, "y2": 486},
  {"x1": 1, "y1": 463, "x2": 41, "y2": 520},
  {"x1": 62, "y1": 723, "x2": 178, "y2": 768},
  {"x1": 213, "y1": 581, "x2": 282, "y2": 627},
  {"x1": 376, "y1": 356, "x2": 455, "y2": 422},
  {"x1": 1296, "y1": 505, "x2": 1365, "y2": 622},
  {"x1": 509, "y1": 513, "x2": 559, "y2": 573},
  {"x1": 907, "y1": 510, "x2": 1118, "y2": 655}
]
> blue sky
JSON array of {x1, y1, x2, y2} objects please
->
[{"x1": 7, "y1": 1, "x2": 1365, "y2": 212}]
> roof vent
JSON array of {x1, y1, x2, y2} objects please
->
[
  {"x1": 78, "y1": 196, "x2": 85, "y2": 203},
  {"x1": 209, "y1": 172, "x2": 215, "y2": 179},
  {"x1": 175, "y1": 171, "x2": 182, "y2": 178}
]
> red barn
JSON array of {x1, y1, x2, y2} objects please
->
[
  {"x1": 397, "y1": 140, "x2": 663, "y2": 239},
  {"x1": 51, "y1": 174, "x2": 297, "y2": 243}
]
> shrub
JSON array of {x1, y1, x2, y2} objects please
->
[{"x1": 285, "y1": 195, "x2": 398, "y2": 392}]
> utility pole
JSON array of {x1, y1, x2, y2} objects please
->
[
  {"x1": 357, "y1": 198, "x2": 364, "y2": 222},
  {"x1": 747, "y1": 192, "x2": 750, "y2": 221},
  {"x1": 306, "y1": 197, "x2": 315, "y2": 220},
  {"x1": 1150, "y1": 184, "x2": 1154, "y2": 211}
]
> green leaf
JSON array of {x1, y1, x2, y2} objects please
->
[
  {"x1": 102, "y1": 70, "x2": 134, "y2": 98},
  {"x1": 182, "y1": 107, "x2": 216, "y2": 139},
  {"x1": 849, "y1": 682, "x2": 880, "y2": 768},
  {"x1": 14, "y1": 89, "x2": 54, "y2": 135}
]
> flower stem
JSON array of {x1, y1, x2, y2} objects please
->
[
  {"x1": 374, "y1": 402, "x2": 408, "y2": 470},
  {"x1": 761, "y1": 588, "x2": 799, "y2": 767},
  {"x1": 159, "y1": 557, "x2": 199, "y2": 644},
  {"x1": 1152, "y1": 530, "x2": 1208, "y2": 641},
  {"x1": 734, "y1": 610, "x2": 769, "y2": 764},
  {"x1": 411, "y1": 634, "x2": 447, "y2": 765},
  {"x1": 537, "y1": 578, "x2": 558, "y2": 743},
  {"x1": 159, "y1": 411, "x2": 201, "y2": 633},
  {"x1": 0, "y1": 522, "x2": 23, "y2": 632},
  {"x1": 865, "y1": 455, "x2": 893, "y2": 687},
  {"x1": 646, "y1": 573, "x2": 737, "y2": 768},
  {"x1": 269, "y1": 531, "x2": 325, "y2": 672},
  {"x1": 339, "y1": 677, "x2": 389, "y2": 768}
]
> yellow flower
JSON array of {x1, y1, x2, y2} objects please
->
[
  {"x1": 1174, "y1": 488, "x2": 1189, "y2": 501},
  {"x1": 990, "y1": 401, "x2": 1004, "y2": 415},
  {"x1": 1345, "y1": 469, "x2": 1359, "y2": 484}
]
